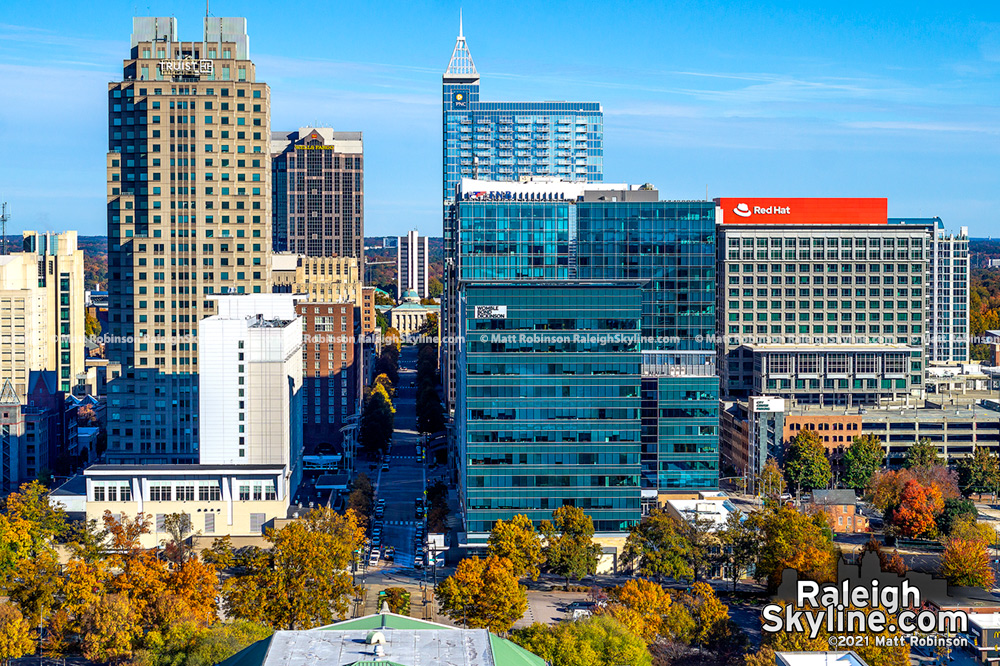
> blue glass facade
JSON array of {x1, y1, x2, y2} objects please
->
[
  {"x1": 451, "y1": 192, "x2": 721, "y2": 506},
  {"x1": 457, "y1": 283, "x2": 642, "y2": 538}
]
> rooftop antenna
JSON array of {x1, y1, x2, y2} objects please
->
[
  {"x1": 0, "y1": 202, "x2": 8, "y2": 256},
  {"x1": 459, "y1": 8, "x2": 464, "y2": 38}
]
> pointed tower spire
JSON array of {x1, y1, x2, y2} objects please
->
[
  {"x1": 445, "y1": 10, "x2": 477, "y2": 79},
  {"x1": 0, "y1": 379, "x2": 20, "y2": 406}
]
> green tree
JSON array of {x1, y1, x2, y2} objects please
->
[
  {"x1": 487, "y1": 514, "x2": 545, "y2": 581},
  {"x1": 719, "y1": 509, "x2": 758, "y2": 591},
  {"x1": 784, "y1": 429, "x2": 833, "y2": 493},
  {"x1": 512, "y1": 616, "x2": 652, "y2": 666},
  {"x1": 623, "y1": 510, "x2": 693, "y2": 582},
  {"x1": 958, "y1": 447, "x2": 1000, "y2": 499},
  {"x1": 428, "y1": 277, "x2": 443, "y2": 298},
  {"x1": 381, "y1": 588, "x2": 410, "y2": 615},
  {"x1": 5, "y1": 481, "x2": 69, "y2": 554},
  {"x1": 936, "y1": 497, "x2": 978, "y2": 537},
  {"x1": 905, "y1": 438, "x2": 943, "y2": 469},
  {"x1": 222, "y1": 508, "x2": 364, "y2": 630},
  {"x1": 843, "y1": 434, "x2": 885, "y2": 491},
  {"x1": 434, "y1": 555, "x2": 527, "y2": 634},
  {"x1": 540, "y1": 506, "x2": 603, "y2": 587}
]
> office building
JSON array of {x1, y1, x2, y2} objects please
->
[
  {"x1": 441, "y1": 21, "x2": 604, "y2": 409},
  {"x1": 715, "y1": 198, "x2": 928, "y2": 406},
  {"x1": 449, "y1": 178, "x2": 719, "y2": 536},
  {"x1": 0, "y1": 380, "x2": 22, "y2": 492},
  {"x1": 105, "y1": 16, "x2": 272, "y2": 464},
  {"x1": 297, "y1": 301, "x2": 360, "y2": 456},
  {"x1": 270, "y1": 254, "x2": 363, "y2": 304},
  {"x1": 0, "y1": 231, "x2": 84, "y2": 399},
  {"x1": 890, "y1": 218, "x2": 969, "y2": 363},
  {"x1": 457, "y1": 282, "x2": 643, "y2": 545},
  {"x1": 719, "y1": 396, "x2": 785, "y2": 489},
  {"x1": 270, "y1": 128, "x2": 364, "y2": 262},
  {"x1": 397, "y1": 230, "x2": 429, "y2": 299},
  {"x1": 199, "y1": 294, "x2": 302, "y2": 493}
]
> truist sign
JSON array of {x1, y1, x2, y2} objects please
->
[{"x1": 717, "y1": 197, "x2": 887, "y2": 225}]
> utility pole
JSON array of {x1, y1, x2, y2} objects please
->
[{"x1": 0, "y1": 202, "x2": 9, "y2": 255}]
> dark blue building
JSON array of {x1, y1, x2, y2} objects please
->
[
  {"x1": 449, "y1": 180, "x2": 720, "y2": 538},
  {"x1": 441, "y1": 21, "x2": 603, "y2": 409},
  {"x1": 457, "y1": 282, "x2": 643, "y2": 539}
]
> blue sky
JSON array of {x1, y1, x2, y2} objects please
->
[{"x1": 1, "y1": 1, "x2": 999, "y2": 238}]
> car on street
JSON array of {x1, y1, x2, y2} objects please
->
[
  {"x1": 563, "y1": 601, "x2": 599, "y2": 612},
  {"x1": 381, "y1": 462, "x2": 389, "y2": 472},
  {"x1": 384, "y1": 546, "x2": 395, "y2": 562}
]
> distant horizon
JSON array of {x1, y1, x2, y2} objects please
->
[{"x1": 2, "y1": 1, "x2": 999, "y2": 237}]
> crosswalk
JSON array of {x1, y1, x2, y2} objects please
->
[{"x1": 382, "y1": 520, "x2": 421, "y2": 526}]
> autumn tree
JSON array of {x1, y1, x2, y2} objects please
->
[
  {"x1": 760, "y1": 457, "x2": 786, "y2": 499},
  {"x1": 434, "y1": 555, "x2": 527, "y2": 634},
  {"x1": 888, "y1": 479, "x2": 944, "y2": 538},
  {"x1": 163, "y1": 512, "x2": 197, "y2": 563},
  {"x1": 346, "y1": 473, "x2": 375, "y2": 523},
  {"x1": 858, "y1": 536, "x2": 907, "y2": 576},
  {"x1": 223, "y1": 507, "x2": 364, "y2": 630},
  {"x1": 0, "y1": 602, "x2": 34, "y2": 666},
  {"x1": 958, "y1": 447, "x2": 1000, "y2": 499},
  {"x1": 487, "y1": 514, "x2": 545, "y2": 581},
  {"x1": 745, "y1": 504, "x2": 837, "y2": 592},
  {"x1": 79, "y1": 594, "x2": 142, "y2": 663},
  {"x1": 512, "y1": 616, "x2": 652, "y2": 666},
  {"x1": 4, "y1": 480, "x2": 68, "y2": 555},
  {"x1": 683, "y1": 582, "x2": 731, "y2": 648},
  {"x1": 540, "y1": 506, "x2": 603, "y2": 587},
  {"x1": 601, "y1": 578, "x2": 672, "y2": 643},
  {"x1": 784, "y1": 429, "x2": 832, "y2": 493},
  {"x1": 943, "y1": 537, "x2": 995, "y2": 588},
  {"x1": 905, "y1": 438, "x2": 943, "y2": 469},
  {"x1": 843, "y1": 434, "x2": 885, "y2": 491}
]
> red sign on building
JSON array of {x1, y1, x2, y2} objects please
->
[{"x1": 715, "y1": 198, "x2": 887, "y2": 225}]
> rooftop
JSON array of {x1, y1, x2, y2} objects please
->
[
  {"x1": 775, "y1": 652, "x2": 868, "y2": 666},
  {"x1": 218, "y1": 611, "x2": 545, "y2": 666},
  {"x1": 812, "y1": 489, "x2": 858, "y2": 506}
]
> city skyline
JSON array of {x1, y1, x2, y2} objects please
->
[{"x1": 1, "y1": 1, "x2": 1000, "y2": 238}]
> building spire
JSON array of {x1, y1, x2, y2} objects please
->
[{"x1": 445, "y1": 10, "x2": 477, "y2": 78}]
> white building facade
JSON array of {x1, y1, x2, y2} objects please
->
[{"x1": 397, "y1": 230, "x2": 430, "y2": 299}]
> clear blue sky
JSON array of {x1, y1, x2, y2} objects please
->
[{"x1": 1, "y1": 1, "x2": 999, "y2": 238}]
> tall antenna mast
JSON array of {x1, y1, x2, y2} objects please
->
[{"x1": 0, "y1": 202, "x2": 8, "y2": 256}]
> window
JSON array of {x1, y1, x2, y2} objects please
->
[
  {"x1": 250, "y1": 513, "x2": 266, "y2": 533},
  {"x1": 798, "y1": 353, "x2": 819, "y2": 374},
  {"x1": 199, "y1": 484, "x2": 222, "y2": 501},
  {"x1": 156, "y1": 514, "x2": 166, "y2": 532},
  {"x1": 264, "y1": 484, "x2": 277, "y2": 501},
  {"x1": 205, "y1": 513, "x2": 215, "y2": 533},
  {"x1": 176, "y1": 485, "x2": 195, "y2": 501},
  {"x1": 827, "y1": 354, "x2": 848, "y2": 374},
  {"x1": 93, "y1": 485, "x2": 105, "y2": 502},
  {"x1": 856, "y1": 353, "x2": 877, "y2": 373},
  {"x1": 239, "y1": 485, "x2": 250, "y2": 501},
  {"x1": 886, "y1": 353, "x2": 907, "y2": 374},
  {"x1": 149, "y1": 484, "x2": 171, "y2": 501}
]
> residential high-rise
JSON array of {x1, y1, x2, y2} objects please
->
[
  {"x1": 0, "y1": 231, "x2": 84, "y2": 398},
  {"x1": 715, "y1": 198, "x2": 928, "y2": 407},
  {"x1": 270, "y1": 128, "x2": 364, "y2": 262},
  {"x1": 441, "y1": 20, "x2": 604, "y2": 409},
  {"x1": 397, "y1": 230, "x2": 429, "y2": 299},
  {"x1": 106, "y1": 17, "x2": 272, "y2": 464},
  {"x1": 450, "y1": 178, "x2": 719, "y2": 537},
  {"x1": 889, "y1": 218, "x2": 969, "y2": 363}
]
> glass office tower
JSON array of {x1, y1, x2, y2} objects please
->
[
  {"x1": 576, "y1": 201, "x2": 719, "y2": 491},
  {"x1": 457, "y1": 282, "x2": 643, "y2": 539},
  {"x1": 450, "y1": 180, "x2": 720, "y2": 534},
  {"x1": 441, "y1": 21, "x2": 604, "y2": 409}
]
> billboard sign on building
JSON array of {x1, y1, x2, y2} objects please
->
[
  {"x1": 750, "y1": 396, "x2": 785, "y2": 413},
  {"x1": 716, "y1": 198, "x2": 887, "y2": 225}
]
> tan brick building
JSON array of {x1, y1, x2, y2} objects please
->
[{"x1": 106, "y1": 17, "x2": 272, "y2": 464}]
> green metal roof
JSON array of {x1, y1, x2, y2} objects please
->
[
  {"x1": 216, "y1": 635, "x2": 274, "y2": 666},
  {"x1": 488, "y1": 633, "x2": 548, "y2": 666},
  {"x1": 317, "y1": 611, "x2": 454, "y2": 631}
]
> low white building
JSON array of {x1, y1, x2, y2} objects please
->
[{"x1": 52, "y1": 294, "x2": 306, "y2": 547}]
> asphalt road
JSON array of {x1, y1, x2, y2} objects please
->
[{"x1": 370, "y1": 346, "x2": 426, "y2": 571}]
